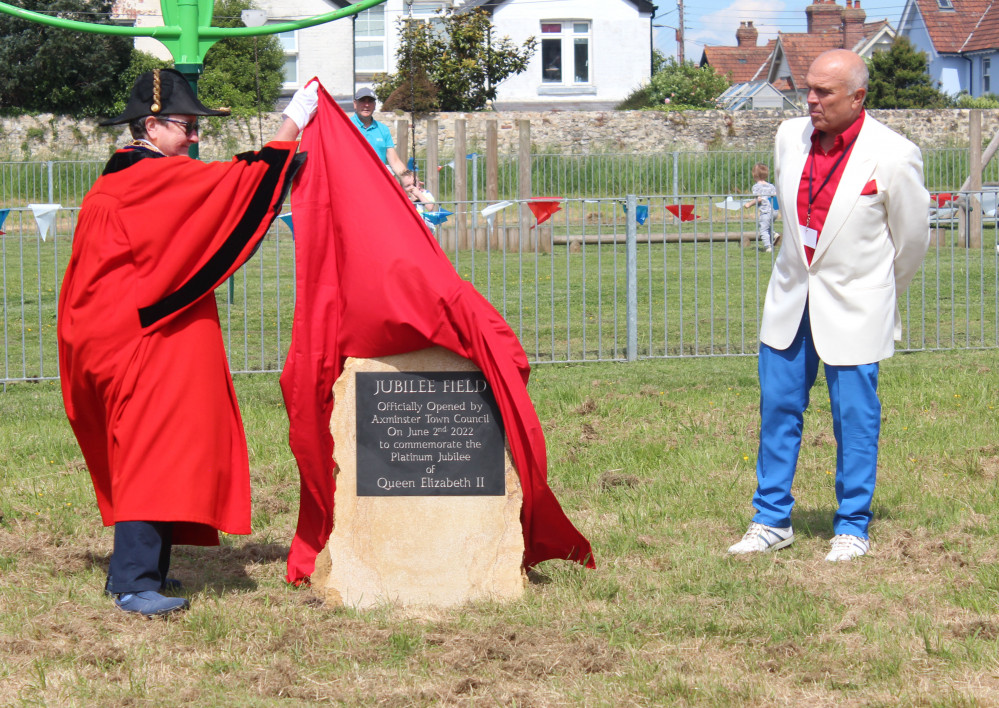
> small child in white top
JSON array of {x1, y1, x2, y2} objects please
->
[{"x1": 745, "y1": 163, "x2": 779, "y2": 252}]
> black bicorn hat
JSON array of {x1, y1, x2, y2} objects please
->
[{"x1": 100, "y1": 68, "x2": 231, "y2": 126}]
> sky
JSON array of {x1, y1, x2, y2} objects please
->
[{"x1": 652, "y1": 0, "x2": 912, "y2": 63}]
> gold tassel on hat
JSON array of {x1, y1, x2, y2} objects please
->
[{"x1": 151, "y1": 69, "x2": 162, "y2": 114}]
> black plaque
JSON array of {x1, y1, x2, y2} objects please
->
[{"x1": 355, "y1": 371, "x2": 505, "y2": 496}]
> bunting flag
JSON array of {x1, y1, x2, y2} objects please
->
[
  {"x1": 0, "y1": 208, "x2": 9, "y2": 236},
  {"x1": 715, "y1": 196, "x2": 751, "y2": 210},
  {"x1": 932, "y1": 192, "x2": 953, "y2": 207},
  {"x1": 421, "y1": 208, "x2": 453, "y2": 226},
  {"x1": 279, "y1": 82, "x2": 594, "y2": 585},
  {"x1": 28, "y1": 203, "x2": 61, "y2": 241},
  {"x1": 665, "y1": 204, "x2": 700, "y2": 222},
  {"x1": 527, "y1": 198, "x2": 563, "y2": 229},
  {"x1": 277, "y1": 212, "x2": 294, "y2": 235},
  {"x1": 480, "y1": 200, "x2": 514, "y2": 234},
  {"x1": 622, "y1": 203, "x2": 649, "y2": 225},
  {"x1": 407, "y1": 157, "x2": 418, "y2": 172}
]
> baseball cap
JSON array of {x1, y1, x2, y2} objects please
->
[{"x1": 354, "y1": 87, "x2": 377, "y2": 101}]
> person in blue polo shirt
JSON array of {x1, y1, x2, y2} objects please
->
[{"x1": 351, "y1": 87, "x2": 407, "y2": 177}]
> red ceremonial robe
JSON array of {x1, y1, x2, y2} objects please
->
[
  {"x1": 58, "y1": 143, "x2": 302, "y2": 545},
  {"x1": 280, "y1": 84, "x2": 594, "y2": 584}
]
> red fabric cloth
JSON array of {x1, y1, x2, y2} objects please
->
[
  {"x1": 58, "y1": 144, "x2": 301, "y2": 545},
  {"x1": 280, "y1": 84, "x2": 594, "y2": 584},
  {"x1": 861, "y1": 180, "x2": 878, "y2": 196},
  {"x1": 665, "y1": 204, "x2": 699, "y2": 221},
  {"x1": 796, "y1": 112, "x2": 865, "y2": 264},
  {"x1": 932, "y1": 192, "x2": 953, "y2": 206}
]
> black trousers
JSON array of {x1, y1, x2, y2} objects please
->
[{"x1": 106, "y1": 521, "x2": 173, "y2": 594}]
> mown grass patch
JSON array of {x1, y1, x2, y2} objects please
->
[{"x1": 1, "y1": 350, "x2": 998, "y2": 705}]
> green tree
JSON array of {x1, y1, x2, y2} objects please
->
[
  {"x1": 617, "y1": 56, "x2": 730, "y2": 110},
  {"x1": 0, "y1": 0, "x2": 133, "y2": 116},
  {"x1": 373, "y1": 8, "x2": 536, "y2": 112},
  {"x1": 107, "y1": 50, "x2": 171, "y2": 118},
  {"x1": 200, "y1": 0, "x2": 285, "y2": 115},
  {"x1": 647, "y1": 58, "x2": 730, "y2": 110},
  {"x1": 866, "y1": 37, "x2": 951, "y2": 109}
]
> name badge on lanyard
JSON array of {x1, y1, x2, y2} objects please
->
[{"x1": 799, "y1": 225, "x2": 819, "y2": 249}]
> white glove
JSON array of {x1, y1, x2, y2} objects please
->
[{"x1": 283, "y1": 81, "x2": 319, "y2": 131}]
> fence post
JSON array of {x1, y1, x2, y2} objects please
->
[
  {"x1": 671, "y1": 151, "x2": 679, "y2": 201},
  {"x1": 426, "y1": 118, "x2": 438, "y2": 201},
  {"x1": 969, "y1": 109, "x2": 983, "y2": 249},
  {"x1": 626, "y1": 194, "x2": 638, "y2": 362},
  {"x1": 518, "y1": 119, "x2": 531, "y2": 249},
  {"x1": 47, "y1": 161, "x2": 54, "y2": 203},
  {"x1": 486, "y1": 120, "x2": 498, "y2": 203},
  {"x1": 455, "y1": 119, "x2": 467, "y2": 250},
  {"x1": 395, "y1": 119, "x2": 409, "y2": 167}
]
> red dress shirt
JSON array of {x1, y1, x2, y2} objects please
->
[{"x1": 796, "y1": 111, "x2": 865, "y2": 264}]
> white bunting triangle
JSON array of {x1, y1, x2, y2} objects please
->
[
  {"x1": 28, "y1": 203, "x2": 61, "y2": 241},
  {"x1": 480, "y1": 201, "x2": 514, "y2": 234}
]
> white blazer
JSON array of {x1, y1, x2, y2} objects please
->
[{"x1": 760, "y1": 114, "x2": 931, "y2": 366}]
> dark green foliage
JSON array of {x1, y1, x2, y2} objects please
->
[
  {"x1": 617, "y1": 57, "x2": 729, "y2": 111},
  {"x1": 866, "y1": 37, "x2": 952, "y2": 109},
  {"x1": 381, "y1": 66, "x2": 439, "y2": 113},
  {"x1": 200, "y1": 0, "x2": 285, "y2": 115},
  {"x1": 0, "y1": 0, "x2": 133, "y2": 116},
  {"x1": 374, "y1": 8, "x2": 536, "y2": 112},
  {"x1": 107, "y1": 51, "x2": 171, "y2": 118}
]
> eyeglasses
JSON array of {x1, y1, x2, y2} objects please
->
[{"x1": 158, "y1": 117, "x2": 199, "y2": 137}]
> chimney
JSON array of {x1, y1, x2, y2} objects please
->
[
  {"x1": 843, "y1": 0, "x2": 867, "y2": 49},
  {"x1": 736, "y1": 21, "x2": 759, "y2": 47},
  {"x1": 806, "y1": 0, "x2": 845, "y2": 35}
]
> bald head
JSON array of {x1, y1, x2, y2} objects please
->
[
  {"x1": 805, "y1": 50, "x2": 868, "y2": 139},
  {"x1": 815, "y1": 49, "x2": 869, "y2": 92}
]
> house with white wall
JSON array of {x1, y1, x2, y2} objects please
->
[
  {"x1": 460, "y1": 0, "x2": 656, "y2": 110},
  {"x1": 113, "y1": 0, "x2": 655, "y2": 110},
  {"x1": 898, "y1": 0, "x2": 999, "y2": 98}
]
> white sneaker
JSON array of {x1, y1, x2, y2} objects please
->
[
  {"x1": 825, "y1": 534, "x2": 870, "y2": 562},
  {"x1": 727, "y1": 522, "x2": 794, "y2": 554}
]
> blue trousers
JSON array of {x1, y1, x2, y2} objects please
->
[
  {"x1": 106, "y1": 521, "x2": 173, "y2": 594},
  {"x1": 752, "y1": 310, "x2": 881, "y2": 538}
]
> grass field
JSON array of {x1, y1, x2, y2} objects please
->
[{"x1": 1, "y1": 350, "x2": 998, "y2": 705}]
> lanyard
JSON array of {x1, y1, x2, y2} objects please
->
[{"x1": 806, "y1": 135, "x2": 857, "y2": 228}]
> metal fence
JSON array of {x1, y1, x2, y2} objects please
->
[
  {"x1": 3, "y1": 193, "x2": 997, "y2": 385},
  {"x1": 5, "y1": 149, "x2": 999, "y2": 208}
]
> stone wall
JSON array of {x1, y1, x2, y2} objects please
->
[{"x1": 2, "y1": 108, "x2": 997, "y2": 161}]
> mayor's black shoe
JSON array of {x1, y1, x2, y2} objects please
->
[{"x1": 113, "y1": 590, "x2": 189, "y2": 617}]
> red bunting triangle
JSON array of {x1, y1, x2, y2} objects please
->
[
  {"x1": 665, "y1": 204, "x2": 699, "y2": 222},
  {"x1": 527, "y1": 197, "x2": 562, "y2": 228}
]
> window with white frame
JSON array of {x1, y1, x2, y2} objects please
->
[
  {"x1": 276, "y1": 29, "x2": 298, "y2": 87},
  {"x1": 540, "y1": 21, "x2": 591, "y2": 85},
  {"x1": 355, "y1": 4, "x2": 386, "y2": 73},
  {"x1": 411, "y1": 0, "x2": 449, "y2": 19},
  {"x1": 984, "y1": 57, "x2": 992, "y2": 94}
]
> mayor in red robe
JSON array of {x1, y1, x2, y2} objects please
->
[{"x1": 58, "y1": 69, "x2": 314, "y2": 616}]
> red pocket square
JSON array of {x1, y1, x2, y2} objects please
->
[{"x1": 861, "y1": 179, "x2": 878, "y2": 195}]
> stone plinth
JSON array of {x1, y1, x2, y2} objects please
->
[{"x1": 313, "y1": 347, "x2": 525, "y2": 609}]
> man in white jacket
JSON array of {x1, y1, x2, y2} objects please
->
[{"x1": 728, "y1": 50, "x2": 930, "y2": 562}]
